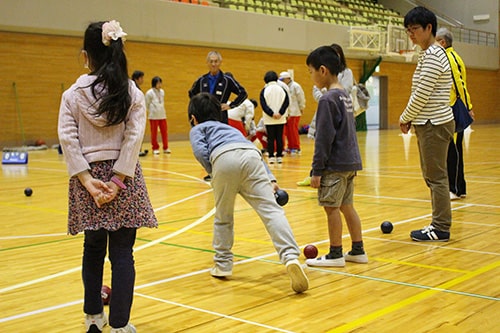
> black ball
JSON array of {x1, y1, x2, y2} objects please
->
[
  {"x1": 275, "y1": 189, "x2": 289, "y2": 206},
  {"x1": 24, "y1": 187, "x2": 33, "y2": 197},
  {"x1": 381, "y1": 221, "x2": 393, "y2": 234}
]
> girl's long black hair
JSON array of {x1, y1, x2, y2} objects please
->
[{"x1": 83, "y1": 21, "x2": 130, "y2": 126}]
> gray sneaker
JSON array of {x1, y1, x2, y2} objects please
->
[
  {"x1": 111, "y1": 323, "x2": 136, "y2": 333},
  {"x1": 286, "y1": 259, "x2": 309, "y2": 293},
  {"x1": 85, "y1": 312, "x2": 107, "y2": 333},
  {"x1": 210, "y1": 266, "x2": 232, "y2": 277}
]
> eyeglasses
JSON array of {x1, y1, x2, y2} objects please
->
[{"x1": 405, "y1": 26, "x2": 422, "y2": 35}]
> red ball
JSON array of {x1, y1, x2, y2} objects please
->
[
  {"x1": 35, "y1": 139, "x2": 46, "y2": 146},
  {"x1": 101, "y1": 285, "x2": 112, "y2": 305},
  {"x1": 303, "y1": 244, "x2": 318, "y2": 259}
]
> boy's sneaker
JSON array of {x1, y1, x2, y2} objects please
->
[
  {"x1": 153, "y1": 150, "x2": 160, "y2": 155},
  {"x1": 305, "y1": 255, "x2": 345, "y2": 267},
  {"x1": 285, "y1": 259, "x2": 309, "y2": 293},
  {"x1": 111, "y1": 323, "x2": 136, "y2": 333},
  {"x1": 163, "y1": 149, "x2": 171, "y2": 154},
  {"x1": 85, "y1": 312, "x2": 107, "y2": 333},
  {"x1": 410, "y1": 225, "x2": 450, "y2": 242},
  {"x1": 450, "y1": 192, "x2": 460, "y2": 200},
  {"x1": 210, "y1": 266, "x2": 232, "y2": 277},
  {"x1": 277, "y1": 157, "x2": 283, "y2": 164},
  {"x1": 344, "y1": 252, "x2": 368, "y2": 264},
  {"x1": 269, "y1": 157, "x2": 276, "y2": 164}
]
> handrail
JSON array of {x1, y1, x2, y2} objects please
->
[
  {"x1": 212, "y1": 0, "x2": 497, "y2": 47},
  {"x1": 445, "y1": 25, "x2": 497, "y2": 47}
]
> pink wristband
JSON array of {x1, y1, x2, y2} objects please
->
[{"x1": 111, "y1": 176, "x2": 126, "y2": 190}]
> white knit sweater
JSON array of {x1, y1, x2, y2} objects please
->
[{"x1": 58, "y1": 74, "x2": 146, "y2": 178}]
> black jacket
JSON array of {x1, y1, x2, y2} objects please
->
[{"x1": 188, "y1": 71, "x2": 247, "y2": 123}]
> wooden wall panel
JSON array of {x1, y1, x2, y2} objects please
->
[
  {"x1": 0, "y1": 32, "x2": 84, "y2": 147},
  {"x1": 0, "y1": 31, "x2": 498, "y2": 148}
]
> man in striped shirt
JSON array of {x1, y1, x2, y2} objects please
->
[{"x1": 399, "y1": 6, "x2": 455, "y2": 242}]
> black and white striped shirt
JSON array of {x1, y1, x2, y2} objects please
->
[{"x1": 400, "y1": 44, "x2": 454, "y2": 125}]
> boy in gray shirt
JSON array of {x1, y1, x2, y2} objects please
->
[{"x1": 305, "y1": 45, "x2": 367, "y2": 267}]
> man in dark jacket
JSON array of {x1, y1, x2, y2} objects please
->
[{"x1": 188, "y1": 51, "x2": 247, "y2": 124}]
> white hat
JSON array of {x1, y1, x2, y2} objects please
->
[{"x1": 279, "y1": 71, "x2": 291, "y2": 79}]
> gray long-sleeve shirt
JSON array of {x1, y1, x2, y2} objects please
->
[{"x1": 312, "y1": 88, "x2": 362, "y2": 176}]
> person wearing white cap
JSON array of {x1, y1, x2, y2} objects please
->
[{"x1": 279, "y1": 71, "x2": 306, "y2": 155}]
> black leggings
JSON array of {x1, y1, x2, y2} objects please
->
[
  {"x1": 82, "y1": 228, "x2": 137, "y2": 328},
  {"x1": 266, "y1": 124, "x2": 284, "y2": 158},
  {"x1": 447, "y1": 131, "x2": 466, "y2": 196}
]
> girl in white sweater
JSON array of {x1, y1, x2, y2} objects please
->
[{"x1": 58, "y1": 20, "x2": 157, "y2": 333}]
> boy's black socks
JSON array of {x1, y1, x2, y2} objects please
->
[
  {"x1": 350, "y1": 241, "x2": 365, "y2": 255},
  {"x1": 325, "y1": 245, "x2": 343, "y2": 259}
]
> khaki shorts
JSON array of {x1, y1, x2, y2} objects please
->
[{"x1": 318, "y1": 171, "x2": 357, "y2": 207}]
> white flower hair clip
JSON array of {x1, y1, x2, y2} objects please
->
[{"x1": 102, "y1": 20, "x2": 127, "y2": 46}]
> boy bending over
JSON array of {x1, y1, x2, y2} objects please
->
[{"x1": 188, "y1": 93, "x2": 309, "y2": 293}]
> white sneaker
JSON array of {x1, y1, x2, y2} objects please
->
[
  {"x1": 210, "y1": 266, "x2": 232, "y2": 277},
  {"x1": 268, "y1": 157, "x2": 276, "y2": 164},
  {"x1": 344, "y1": 252, "x2": 368, "y2": 264},
  {"x1": 85, "y1": 312, "x2": 107, "y2": 332},
  {"x1": 163, "y1": 149, "x2": 171, "y2": 154},
  {"x1": 111, "y1": 323, "x2": 136, "y2": 333},
  {"x1": 153, "y1": 150, "x2": 160, "y2": 155},
  {"x1": 450, "y1": 192, "x2": 460, "y2": 200},
  {"x1": 305, "y1": 255, "x2": 345, "y2": 267},
  {"x1": 277, "y1": 157, "x2": 283, "y2": 164},
  {"x1": 285, "y1": 259, "x2": 309, "y2": 293}
]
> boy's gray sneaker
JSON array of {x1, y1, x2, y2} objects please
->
[
  {"x1": 210, "y1": 266, "x2": 232, "y2": 277},
  {"x1": 286, "y1": 259, "x2": 309, "y2": 293}
]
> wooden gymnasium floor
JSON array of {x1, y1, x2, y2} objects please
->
[{"x1": 1, "y1": 124, "x2": 499, "y2": 332}]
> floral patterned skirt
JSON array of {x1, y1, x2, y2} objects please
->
[{"x1": 67, "y1": 160, "x2": 158, "y2": 235}]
